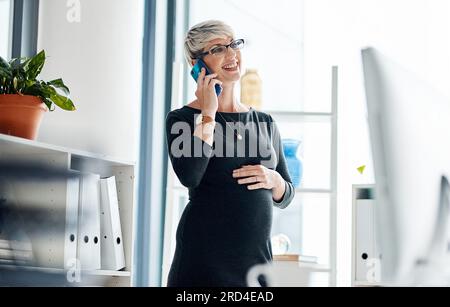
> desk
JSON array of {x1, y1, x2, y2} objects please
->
[{"x1": 247, "y1": 259, "x2": 331, "y2": 287}]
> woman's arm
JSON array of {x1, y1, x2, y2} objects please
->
[
  {"x1": 271, "y1": 173, "x2": 287, "y2": 202},
  {"x1": 269, "y1": 116, "x2": 295, "y2": 209},
  {"x1": 232, "y1": 115, "x2": 295, "y2": 209},
  {"x1": 165, "y1": 111, "x2": 215, "y2": 189}
]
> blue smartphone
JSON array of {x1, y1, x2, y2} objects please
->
[{"x1": 191, "y1": 59, "x2": 222, "y2": 96}]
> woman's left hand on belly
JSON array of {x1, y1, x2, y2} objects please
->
[
  {"x1": 233, "y1": 165, "x2": 283, "y2": 192},
  {"x1": 233, "y1": 165, "x2": 287, "y2": 202}
]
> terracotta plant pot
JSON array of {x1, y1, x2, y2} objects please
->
[{"x1": 0, "y1": 94, "x2": 48, "y2": 140}]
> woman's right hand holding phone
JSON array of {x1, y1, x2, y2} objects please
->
[{"x1": 195, "y1": 68, "x2": 222, "y2": 117}]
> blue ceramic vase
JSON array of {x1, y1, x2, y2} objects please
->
[{"x1": 282, "y1": 139, "x2": 303, "y2": 188}]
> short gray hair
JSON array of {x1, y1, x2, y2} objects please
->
[{"x1": 184, "y1": 20, "x2": 235, "y2": 67}]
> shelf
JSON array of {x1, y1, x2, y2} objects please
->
[
  {"x1": 173, "y1": 185, "x2": 333, "y2": 194},
  {"x1": 0, "y1": 265, "x2": 131, "y2": 277},
  {"x1": 173, "y1": 185, "x2": 333, "y2": 195},
  {"x1": 85, "y1": 270, "x2": 131, "y2": 277},
  {"x1": 296, "y1": 188, "x2": 333, "y2": 194},
  {"x1": 265, "y1": 110, "x2": 334, "y2": 123},
  {"x1": 0, "y1": 133, "x2": 135, "y2": 167},
  {"x1": 270, "y1": 261, "x2": 332, "y2": 272}
]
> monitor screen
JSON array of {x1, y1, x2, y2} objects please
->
[{"x1": 362, "y1": 47, "x2": 450, "y2": 285}]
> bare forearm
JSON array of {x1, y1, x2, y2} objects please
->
[
  {"x1": 271, "y1": 172, "x2": 286, "y2": 202},
  {"x1": 193, "y1": 121, "x2": 216, "y2": 146}
]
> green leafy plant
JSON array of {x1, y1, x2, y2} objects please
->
[{"x1": 0, "y1": 50, "x2": 75, "y2": 111}]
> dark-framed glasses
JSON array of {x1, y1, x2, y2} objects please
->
[{"x1": 197, "y1": 39, "x2": 245, "y2": 58}]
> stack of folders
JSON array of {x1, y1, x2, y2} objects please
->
[
  {"x1": 0, "y1": 184, "x2": 34, "y2": 267},
  {"x1": 0, "y1": 239, "x2": 33, "y2": 266},
  {"x1": 64, "y1": 172, "x2": 125, "y2": 271},
  {"x1": 99, "y1": 177, "x2": 125, "y2": 271}
]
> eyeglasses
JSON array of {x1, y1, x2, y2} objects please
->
[{"x1": 197, "y1": 39, "x2": 245, "y2": 59}]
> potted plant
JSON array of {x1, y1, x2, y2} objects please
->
[{"x1": 0, "y1": 50, "x2": 75, "y2": 140}]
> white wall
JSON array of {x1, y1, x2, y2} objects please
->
[
  {"x1": 0, "y1": 0, "x2": 11, "y2": 59},
  {"x1": 37, "y1": 0, "x2": 144, "y2": 162}
]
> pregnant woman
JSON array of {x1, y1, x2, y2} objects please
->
[{"x1": 165, "y1": 20, "x2": 295, "y2": 287}]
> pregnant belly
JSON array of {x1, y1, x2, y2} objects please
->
[{"x1": 187, "y1": 186, "x2": 274, "y2": 247}]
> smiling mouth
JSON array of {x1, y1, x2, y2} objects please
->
[{"x1": 222, "y1": 62, "x2": 239, "y2": 72}]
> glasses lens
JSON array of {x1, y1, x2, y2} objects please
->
[
  {"x1": 231, "y1": 39, "x2": 244, "y2": 50},
  {"x1": 210, "y1": 46, "x2": 227, "y2": 56}
]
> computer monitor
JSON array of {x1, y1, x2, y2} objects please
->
[{"x1": 362, "y1": 47, "x2": 450, "y2": 285}]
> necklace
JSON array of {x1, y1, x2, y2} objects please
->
[{"x1": 216, "y1": 103, "x2": 243, "y2": 141}]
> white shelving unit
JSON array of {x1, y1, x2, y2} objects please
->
[
  {"x1": 0, "y1": 134, "x2": 136, "y2": 287},
  {"x1": 268, "y1": 66, "x2": 338, "y2": 286}
]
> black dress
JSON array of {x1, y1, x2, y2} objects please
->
[{"x1": 165, "y1": 105, "x2": 295, "y2": 287}]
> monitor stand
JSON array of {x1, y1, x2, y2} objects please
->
[
  {"x1": 428, "y1": 176, "x2": 450, "y2": 258},
  {"x1": 409, "y1": 176, "x2": 450, "y2": 286}
]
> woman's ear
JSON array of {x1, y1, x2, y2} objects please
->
[{"x1": 191, "y1": 59, "x2": 197, "y2": 67}]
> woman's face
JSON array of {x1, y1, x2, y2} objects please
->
[{"x1": 200, "y1": 37, "x2": 242, "y2": 85}]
